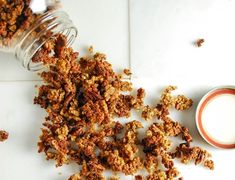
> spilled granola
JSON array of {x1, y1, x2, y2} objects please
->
[{"x1": 34, "y1": 35, "x2": 214, "y2": 180}]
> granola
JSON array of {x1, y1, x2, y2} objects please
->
[
  {"x1": 195, "y1": 38, "x2": 205, "y2": 47},
  {"x1": 34, "y1": 35, "x2": 214, "y2": 180},
  {"x1": 204, "y1": 160, "x2": 214, "y2": 170},
  {"x1": 0, "y1": 130, "x2": 8, "y2": 142}
]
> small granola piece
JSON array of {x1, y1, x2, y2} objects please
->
[
  {"x1": 122, "y1": 157, "x2": 143, "y2": 175},
  {"x1": 125, "y1": 120, "x2": 143, "y2": 131},
  {"x1": 133, "y1": 88, "x2": 146, "y2": 110},
  {"x1": 0, "y1": 130, "x2": 8, "y2": 142},
  {"x1": 166, "y1": 167, "x2": 180, "y2": 179},
  {"x1": 82, "y1": 100, "x2": 110, "y2": 124},
  {"x1": 160, "y1": 86, "x2": 177, "y2": 109},
  {"x1": 171, "y1": 143, "x2": 211, "y2": 167},
  {"x1": 56, "y1": 125, "x2": 69, "y2": 140},
  {"x1": 147, "y1": 170, "x2": 167, "y2": 180},
  {"x1": 135, "y1": 175, "x2": 143, "y2": 180},
  {"x1": 123, "y1": 68, "x2": 132, "y2": 76},
  {"x1": 142, "y1": 105, "x2": 158, "y2": 120},
  {"x1": 115, "y1": 95, "x2": 133, "y2": 117},
  {"x1": 162, "y1": 116, "x2": 182, "y2": 137},
  {"x1": 119, "y1": 81, "x2": 133, "y2": 92},
  {"x1": 142, "y1": 124, "x2": 171, "y2": 153},
  {"x1": 105, "y1": 150, "x2": 125, "y2": 172},
  {"x1": 204, "y1": 160, "x2": 214, "y2": 170},
  {"x1": 174, "y1": 95, "x2": 193, "y2": 111},
  {"x1": 196, "y1": 38, "x2": 204, "y2": 47},
  {"x1": 181, "y1": 127, "x2": 193, "y2": 143},
  {"x1": 155, "y1": 103, "x2": 169, "y2": 119},
  {"x1": 88, "y1": 46, "x2": 94, "y2": 54},
  {"x1": 161, "y1": 153, "x2": 174, "y2": 169},
  {"x1": 87, "y1": 159, "x2": 105, "y2": 174},
  {"x1": 144, "y1": 153, "x2": 158, "y2": 173},
  {"x1": 113, "y1": 121, "x2": 124, "y2": 134}
]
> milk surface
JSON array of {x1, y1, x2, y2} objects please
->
[{"x1": 202, "y1": 94, "x2": 235, "y2": 144}]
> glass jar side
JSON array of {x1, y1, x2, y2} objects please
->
[
  {"x1": 0, "y1": 0, "x2": 77, "y2": 71},
  {"x1": 15, "y1": 10, "x2": 77, "y2": 71}
]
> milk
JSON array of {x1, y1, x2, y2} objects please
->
[{"x1": 202, "y1": 94, "x2": 235, "y2": 144}]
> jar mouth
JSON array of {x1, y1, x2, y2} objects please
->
[{"x1": 27, "y1": 26, "x2": 77, "y2": 71}]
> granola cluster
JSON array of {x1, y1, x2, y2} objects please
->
[
  {"x1": 0, "y1": 130, "x2": 8, "y2": 142},
  {"x1": 34, "y1": 35, "x2": 214, "y2": 180},
  {"x1": 195, "y1": 38, "x2": 205, "y2": 47}
]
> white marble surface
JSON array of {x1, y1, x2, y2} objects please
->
[
  {"x1": 130, "y1": 0, "x2": 235, "y2": 87},
  {"x1": 1, "y1": 0, "x2": 235, "y2": 179}
]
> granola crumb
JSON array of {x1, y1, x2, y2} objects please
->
[
  {"x1": 204, "y1": 160, "x2": 214, "y2": 170},
  {"x1": 123, "y1": 68, "x2": 132, "y2": 76},
  {"x1": 135, "y1": 175, "x2": 143, "y2": 180},
  {"x1": 195, "y1": 38, "x2": 204, "y2": 47},
  {"x1": 88, "y1": 46, "x2": 94, "y2": 54},
  {"x1": 0, "y1": 130, "x2": 9, "y2": 142}
]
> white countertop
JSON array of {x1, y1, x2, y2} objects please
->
[{"x1": 1, "y1": 0, "x2": 235, "y2": 179}]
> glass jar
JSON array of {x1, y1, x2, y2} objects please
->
[{"x1": 0, "y1": 0, "x2": 77, "y2": 71}]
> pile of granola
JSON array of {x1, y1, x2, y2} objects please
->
[{"x1": 34, "y1": 35, "x2": 214, "y2": 180}]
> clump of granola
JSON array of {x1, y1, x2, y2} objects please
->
[
  {"x1": 204, "y1": 159, "x2": 214, "y2": 170},
  {"x1": 0, "y1": 130, "x2": 8, "y2": 142},
  {"x1": 123, "y1": 68, "x2": 132, "y2": 76},
  {"x1": 170, "y1": 143, "x2": 212, "y2": 166},
  {"x1": 195, "y1": 38, "x2": 205, "y2": 47},
  {"x1": 135, "y1": 175, "x2": 143, "y2": 180},
  {"x1": 34, "y1": 35, "x2": 214, "y2": 180}
]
